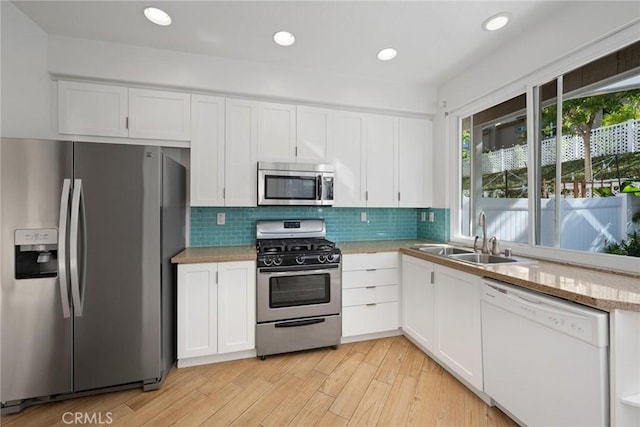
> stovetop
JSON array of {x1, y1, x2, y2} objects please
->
[
  {"x1": 257, "y1": 238, "x2": 336, "y2": 254},
  {"x1": 255, "y1": 219, "x2": 340, "y2": 268}
]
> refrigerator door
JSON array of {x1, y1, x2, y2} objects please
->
[
  {"x1": 72, "y1": 143, "x2": 162, "y2": 391},
  {"x1": 158, "y1": 154, "x2": 186, "y2": 382},
  {"x1": 1, "y1": 139, "x2": 73, "y2": 402}
]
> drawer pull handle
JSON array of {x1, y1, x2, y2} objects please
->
[
  {"x1": 365, "y1": 268, "x2": 377, "y2": 272},
  {"x1": 366, "y1": 303, "x2": 377, "y2": 307},
  {"x1": 366, "y1": 286, "x2": 376, "y2": 289}
]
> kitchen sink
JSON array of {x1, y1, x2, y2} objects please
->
[
  {"x1": 418, "y1": 246, "x2": 474, "y2": 256},
  {"x1": 449, "y1": 253, "x2": 519, "y2": 265},
  {"x1": 409, "y1": 243, "x2": 536, "y2": 265}
]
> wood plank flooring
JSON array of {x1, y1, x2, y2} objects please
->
[{"x1": 1, "y1": 336, "x2": 517, "y2": 426}]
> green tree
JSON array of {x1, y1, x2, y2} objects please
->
[{"x1": 543, "y1": 89, "x2": 640, "y2": 181}]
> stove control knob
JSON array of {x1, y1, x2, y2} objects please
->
[
  {"x1": 273, "y1": 256, "x2": 283, "y2": 266},
  {"x1": 318, "y1": 255, "x2": 327, "y2": 263},
  {"x1": 327, "y1": 253, "x2": 338, "y2": 263},
  {"x1": 262, "y1": 257, "x2": 273, "y2": 267},
  {"x1": 295, "y1": 255, "x2": 305, "y2": 265}
]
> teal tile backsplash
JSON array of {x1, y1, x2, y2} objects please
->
[
  {"x1": 190, "y1": 207, "x2": 450, "y2": 247},
  {"x1": 417, "y1": 208, "x2": 450, "y2": 242}
]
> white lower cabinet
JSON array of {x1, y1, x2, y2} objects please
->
[
  {"x1": 433, "y1": 264, "x2": 483, "y2": 391},
  {"x1": 401, "y1": 255, "x2": 435, "y2": 352},
  {"x1": 177, "y1": 261, "x2": 255, "y2": 365},
  {"x1": 342, "y1": 252, "x2": 400, "y2": 338}
]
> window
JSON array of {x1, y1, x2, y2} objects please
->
[
  {"x1": 537, "y1": 73, "x2": 640, "y2": 253},
  {"x1": 460, "y1": 94, "x2": 528, "y2": 244},
  {"x1": 458, "y1": 41, "x2": 640, "y2": 260}
]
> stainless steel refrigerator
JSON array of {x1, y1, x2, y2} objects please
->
[{"x1": 0, "y1": 139, "x2": 186, "y2": 413}]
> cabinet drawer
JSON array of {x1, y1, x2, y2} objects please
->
[
  {"x1": 342, "y1": 252, "x2": 398, "y2": 271},
  {"x1": 343, "y1": 285, "x2": 399, "y2": 307},
  {"x1": 342, "y1": 268, "x2": 398, "y2": 289},
  {"x1": 342, "y1": 302, "x2": 399, "y2": 337}
]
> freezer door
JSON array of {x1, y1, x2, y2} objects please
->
[
  {"x1": 1, "y1": 139, "x2": 73, "y2": 402},
  {"x1": 72, "y1": 143, "x2": 162, "y2": 391}
]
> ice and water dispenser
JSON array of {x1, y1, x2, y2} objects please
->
[{"x1": 14, "y1": 229, "x2": 58, "y2": 279}]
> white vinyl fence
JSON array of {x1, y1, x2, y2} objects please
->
[
  {"x1": 462, "y1": 119, "x2": 639, "y2": 176},
  {"x1": 461, "y1": 193, "x2": 639, "y2": 252}
]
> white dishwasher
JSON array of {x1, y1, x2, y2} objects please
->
[{"x1": 481, "y1": 279, "x2": 609, "y2": 427}]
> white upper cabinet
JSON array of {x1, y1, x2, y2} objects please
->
[
  {"x1": 190, "y1": 97, "x2": 258, "y2": 207},
  {"x1": 257, "y1": 101, "x2": 297, "y2": 162},
  {"x1": 398, "y1": 118, "x2": 433, "y2": 207},
  {"x1": 58, "y1": 81, "x2": 128, "y2": 137},
  {"x1": 190, "y1": 95, "x2": 225, "y2": 206},
  {"x1": 365, "y1": 114, "x2": 398, "y2": 207},
  {"x1": 58, "y1": 81, "x2": 191, "y2": 141},
  {"x1": 225, "y1": 99, "x2": 258, "y2": 207},
  {"x1": 331, "y1": 111, "x2": 366, "y2": 207},
  {"x1": 296, "y1": 106, "x2": 332, "y2": 163},
  {"x1": 128, "y1": 88, "x2": 191, "y2": 141}
]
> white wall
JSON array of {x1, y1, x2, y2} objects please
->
[
  {"x1": 1, "y1": 1, "x2": 436, "y2": 140},
  {"x1": 1, "y1": 2, "x2": 56, "y2": 139},
  {"x1": 432, "y1": 1, "x2": 640, "y2": 208},
  {"x1": 47, "y1": 36, "x2": 436, "y2": 117}
]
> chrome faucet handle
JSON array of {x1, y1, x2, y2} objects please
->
[
  {"x1": 489, "y1": 236, "x2": 500, "y2": 255},
  {"x1": 473, "y1": 236, "x2": 480, "y2": 253}
]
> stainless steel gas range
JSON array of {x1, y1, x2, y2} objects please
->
[{"x1": 255, "y1": 219, "x2": 341, "y2": 359}]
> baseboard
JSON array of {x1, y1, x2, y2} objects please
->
[
  {"x1": 177, "y1": 349, "x2": 257, "y2": 368},
  {"x1": 340, "y1": 329, "x2": 402, "y2": 344}
]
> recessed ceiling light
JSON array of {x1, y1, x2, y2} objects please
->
[
  {"x1": 144, "y1": 7, "x2": 172, "y2": 26},
  {"x1": 273, "y1": 31, "x2": 295, "y2": 46},
  {"x1": 377, "y1": 48, "x2": 397, "y2": 61},
  {"x1": 482, "y1": 13, "x2": 511, "y2": 31}
]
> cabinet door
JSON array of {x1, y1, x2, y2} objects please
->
[
  {"x1": 257, "y1": 102, "x2": 296, "y2": 162},
  {"x1": 296, "y1": 106, "x2": 331, "y2": 163},
  {"x1": 128, "y1": 88, "x2": 191, "y2": 141},
  {"x1": 398, "y1": 118, "x2": 433, "y2": 207},
  {"x1": 365, "y1": 114, "x2": 398, "y2": 207},
  {"x1": 331, "y1": 111, "x2": 366, "y2": 207},
  {"x1": 190, "y1": 95, "x2": 225, "y2": 206},
  {"x1": 434, "y1": 266, "x2": 483, "y2": 390},
  {"x1": 177, "y1": 264, "x2": 218, "y2": 359},
  {"x1": 225, "y1": 99, "x2": 258, "y2": 206},
  {"x1": 401, "y1": 255, "x2": 435, "y2": 351},
  {"x1": 217, "y1": 261, "x2": 256, "y2": 354},
  {"x1": 58, "y1": 81, "x2": 128, "y2": 137}
]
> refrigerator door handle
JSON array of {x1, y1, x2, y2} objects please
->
[
  {"x1": 58, "y1": 179, "x2": 72, "y2": 318},
  {"x1": 70, "y1": 179, "x2": 87, "y2": 317}
]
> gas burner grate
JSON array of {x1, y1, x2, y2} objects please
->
[{"x1": 257, "y1": 238, "x2": 336, "y2": 254}]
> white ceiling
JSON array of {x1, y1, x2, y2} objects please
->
[{"x1": 12, "y1": 1, "x2": 568, "y2": 87}]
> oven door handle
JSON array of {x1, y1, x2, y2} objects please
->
[
  {"x1": 275, "y1": 318, "x2": 326, "y2": 328},
  {"x1": 260, "y1": 267, "x2": 338, "y2": 275}
]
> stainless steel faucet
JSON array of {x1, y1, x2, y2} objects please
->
[{"x1": 474, "y1": 211, "x2": 490, "y2": 254}]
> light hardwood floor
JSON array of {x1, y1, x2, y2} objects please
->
[{"x1": 1, "y1": 336, "x2": 517, "y2": 426}]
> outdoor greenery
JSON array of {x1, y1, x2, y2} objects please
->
[
  {"x1": 466, "y1": 151, "x2": 640, "y2": 198},
  {"x1": 542, "y1": 89, "x2": 640, "y2": 181},
  {"x1": 604, "y1": 231, "x2": 640, "y2": 257}
]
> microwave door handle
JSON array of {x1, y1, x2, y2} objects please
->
[{"x1": 316, "y1": 175, "x2": 321, "y2": 200}]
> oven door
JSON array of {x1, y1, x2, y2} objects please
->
[{"x1": 257, "y1": 265, "x2": 341, "y2": 323}]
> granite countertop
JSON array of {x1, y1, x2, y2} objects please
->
[
  {"x1": 171, "y1": 239, "x2": 640, "y2": 312},
  {"x1": 400, "y1": 247, "x2": 640, "y2": 312},
  {"x1": 171, "y1": 245, "x2": 256, "y2": 264}
]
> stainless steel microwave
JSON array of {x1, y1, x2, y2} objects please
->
[{"x1": 257, "y1": 161, "x2": 334, "y2": 206}]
